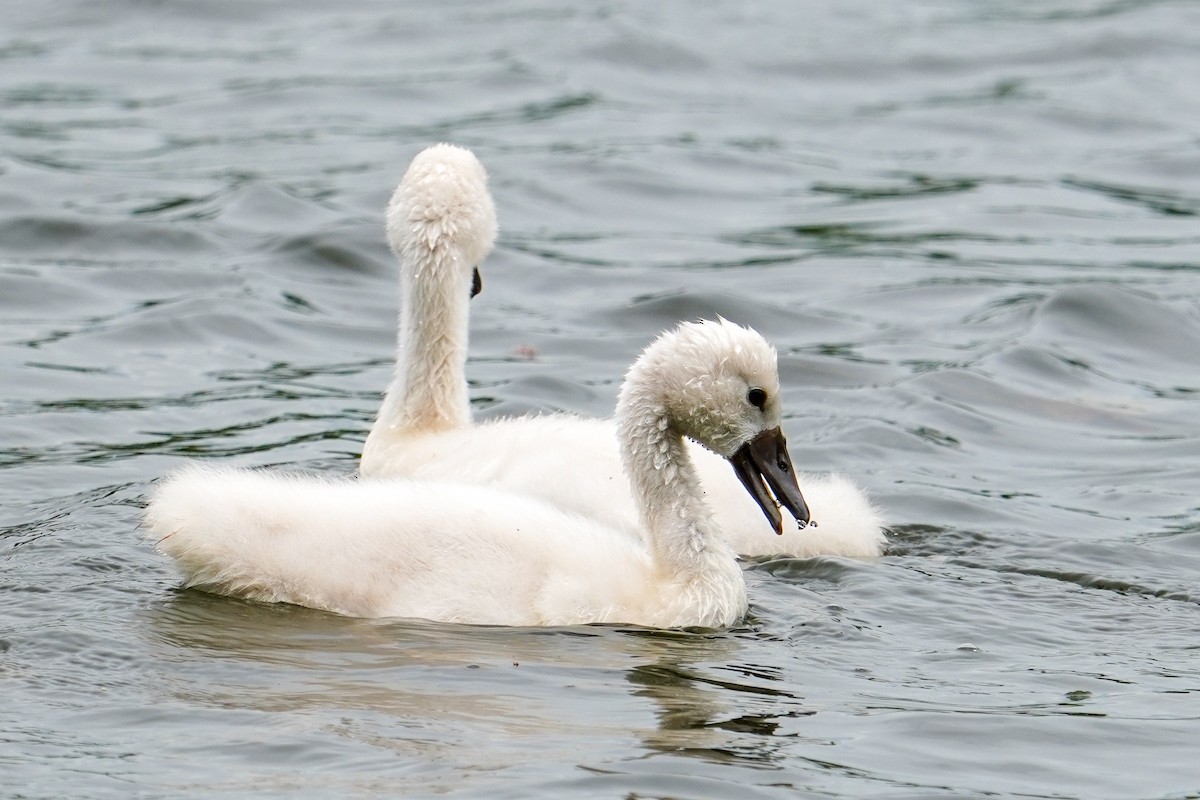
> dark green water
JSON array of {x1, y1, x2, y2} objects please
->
[{"x1": 2, "y1": 1, "x2": 1199, "y2": 797}]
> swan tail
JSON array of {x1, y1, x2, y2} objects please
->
[{"x1": 144, "y1": 464, "x2": 382, "y2": 616}]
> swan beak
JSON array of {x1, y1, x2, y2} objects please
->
[
  {"x1": 729, "y1": 427, "x2": 811, "y2": 535},
  {"x1": 470, "y1": 267, "x2": 483, "y2": 299}
]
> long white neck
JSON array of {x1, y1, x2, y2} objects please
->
[
  {"x1": 615, "y1": 393, "x2": 735, "y2": 576},
  {"x1": 367, "y1": 145, "x2": 496, "y2": 442},
  {"x1": 373, "y1": 238, "x2": 472, "y2": 436}
]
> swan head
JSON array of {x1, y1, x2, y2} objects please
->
[
  {"x1": 620, "y1": 319, "x2": 811, "y2": 534},
  {"x1": 386, "y1": 143, "x2": 497, "y2": 299}
]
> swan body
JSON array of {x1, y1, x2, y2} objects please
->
[
  {"x1": 147, "y1": 320, "x2": 811, "y2": 628},
  {"x1": 358, "y1": 143, "x2": 884, "y2": 558},
  {"x1": 146, "y1": 467, "x2": 732, "y2": 627},
  {"x1": 367, "y1": 417, "x2": 884, "y2": 558}
]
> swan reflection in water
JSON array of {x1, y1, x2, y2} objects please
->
[{"x1": 143, "y1": 592, "x2": 816, "y2": 783}]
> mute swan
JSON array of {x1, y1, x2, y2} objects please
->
[
  {"x1": 146, "y1": 320, "x2": 810, "y2": 628},
  {"x1": 360, "y1": 144, "x2": 884, "y2": 558}
]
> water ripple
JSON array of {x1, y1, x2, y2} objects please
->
[{"x1": 3, "y1": 0, "x2": 1200, "y2": 797}]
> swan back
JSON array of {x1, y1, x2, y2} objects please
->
[{"x1": 147, "y1": 461, "x2": 740, "y2": 628}]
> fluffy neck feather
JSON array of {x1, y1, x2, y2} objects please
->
[
  {"x1": 368, "y1": 145, "x2": 496, "y2": 442},
  {"x1": 376, "y1": 235, "x2": 472, "y2": 435},
  {"x1": 616, "y1": 383, "x2": 734, "y2": 576}
]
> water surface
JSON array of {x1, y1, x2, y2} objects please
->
[{"x1": 2, "y1": 1, "x2": 1199, "y2": 797}]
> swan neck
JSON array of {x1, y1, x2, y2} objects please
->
[
  {"x1": 378, "y1": 244, "x2": 471, "y2": 435},
  {"x1": 618, "y1": 407, "x2": 727, "y2": 573}
]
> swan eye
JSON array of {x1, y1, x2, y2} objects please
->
[{"x1": 747, "y1": 387, "x2": 767, "y2": 409}]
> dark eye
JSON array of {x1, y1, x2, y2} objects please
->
[{"x1": 747, "y1": 387, "x2": 767, "y2": 409}]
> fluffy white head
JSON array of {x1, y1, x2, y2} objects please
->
[
  {"x1": 385, "y1": 143, "x2": 497, "y2": 275},
  {"x1": 618, "y1": 319, "x2": 784, "y2": 458}
]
